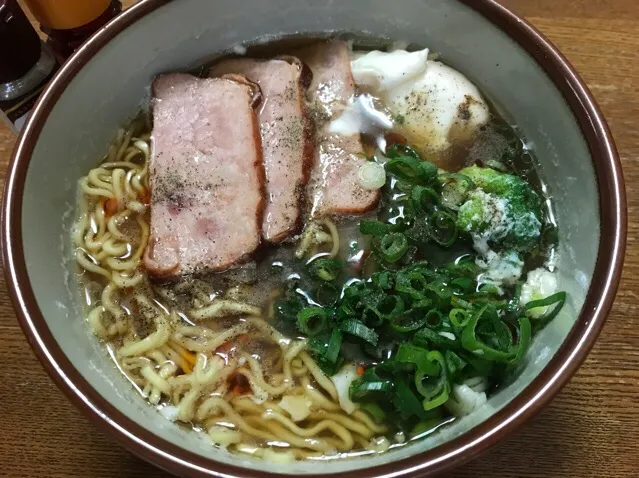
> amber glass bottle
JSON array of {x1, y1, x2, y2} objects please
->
[{"x1": 21, "y1": 0, "x2": 122, "y2": 61}]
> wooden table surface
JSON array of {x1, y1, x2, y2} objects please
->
[{"x1": 1, "y1": 0, "x2": 638, "y2": 476}]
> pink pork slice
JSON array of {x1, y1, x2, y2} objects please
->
[
  {"x1": 144, "y1": 73, "x2": 265, "y2": 278},
  {"x1": 209, "y1": 56, "x2": 313, "y2": 243},
  {"x1": 292, "y1": 40, "x2": 379, "y2": 217}
]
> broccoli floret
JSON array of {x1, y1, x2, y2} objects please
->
[{"x1": 456, "y1": 165, "x2": 543, "y2": 252}]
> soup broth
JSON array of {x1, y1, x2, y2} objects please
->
[{"x1": 73, "y1": 38, "x2": 564, "y2": 462}]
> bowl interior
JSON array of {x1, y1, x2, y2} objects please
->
[{"x1": 18, "y1": 0, "x2": 598, "y2": 474}]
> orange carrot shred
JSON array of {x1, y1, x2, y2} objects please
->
[
  {"x1": 104, "y1": 197, "x2": 119, "y2": 217},
  {"x1": 356, "y1": 365, "x2": 366, "y2": 376},
  {"x1": 140, "y1": 189, "x2": 151, "y2": 206},
  {"x1": 215, "y1": 341, "x2": 233, "y2": 355},
  {"x1": 228, "y1": 373, "x2": 250, "y2": 396},
  {"x1": 238, "y1": 334, "x2": 250, "y2": 344},
  {"x1": 182, "y1": 350, "x2": 196, "y2": 366}
]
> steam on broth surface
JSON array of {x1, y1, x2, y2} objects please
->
[{"x1": 73, "y1": 38, "x2": 565, "y2": 462}]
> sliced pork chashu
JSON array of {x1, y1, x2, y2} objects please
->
[
  {"x1": 144, "y1": 73, "x2": 265, "y2": 278},
  {"x1": 292, "y1": 40, "x2": 380, "y2": 217},
  {"x1": 209, "y1": 57, "x2": 313, "y2": 243}
]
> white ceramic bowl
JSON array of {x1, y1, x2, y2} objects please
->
[{"x1": 2, "y1": 0, "x2": 625, "y2": 476}]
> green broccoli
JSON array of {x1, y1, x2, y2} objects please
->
[{"x1": 455, "y1": 165, "x2": 543, "y2": 252}]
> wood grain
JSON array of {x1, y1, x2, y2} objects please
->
[{"x1": 1, "y1": 0, "x2": 637, "y2": 476}]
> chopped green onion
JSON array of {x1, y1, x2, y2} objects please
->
[
  {"x1": 412, "y1": 186, "x2": 439, "y2": 214},
  {"x1": 414, "y1": 326, "x2": 458, "y2": 349},
  {"x1": 511, "y1": 316, "x2": 532, "y2": 364},
  {"x1": 307, "y1": 336, "x2": 344, "y2": 375},
  {"x1": 439, "y1": 173, "x2": 474, "y2": 209},
  {"x1": 360, "y1": 219, "x2": 389, "y2": 237},
  {"x1": 313, "y1": 283, "x2": 339, "y2": 306},
  {"x1": 425, "y1": 310, "x2": 444, "y2": 328},
  {"x1": 324, "y1": 328, "x2": 343, "y2": 363},
  {"x1": 428, "y1": 211, "x2": 457, "y2": 246},
  {"x1": 350, "y1": 379, "x2": 394, "y2": 400},
  {"x1": 461, "y1": 306, "x2": 515, "y2": 362},
  {"x1": 395, "y1": 271, "x2": 428, "y2": 298},
  {"x1": 450, "y1": 296, "x2": 473, "y2": 310},
  {"x1": 297, "y1": 307, "x2": 331, "y2": 337},
  {"x1": 362, "y1": 294, "x2": 405, "y2": 324},
  {"x1": 371, "y1": 271, "x2": 394, "y2": 290},
  {"x1": 459, "y1": 351, "x2": 495, "y2": 376},
  {"x1": 340, "y1": 319, "x2": 379, "y2": 346},
  {"x1": 386, "y1": 156, "x2": 438, "y2": 185},
  {"x1": 378, "y1": 233, "x2": 409, "y2": 263},
  {"x1": 386, "y1": 157, "x2": 423, "y2": 182},
  {"x1": 394, "y1": 343, "x2": 439, "y2": 375},
  {"x1": 426, "y1": 277, "x2": 454, "y2": 300},
  {"x1": 386, "y1": 144, "x2": 422, "y2": 160},
  {"x1": 275, "y1": 291, "x2": 306, "y2": 322},
  {"x1": 393, "y1": 377, "x2": 427, "y2": 420},
  {"x1": 360, "y1": 403, "x2": 387, "y2": 423},
  {"x1": 449, "y1": 308, "x2": 471, "y2": 328},
  {"x1": 450, "y1": 277, "x2": 474, "y2": 294},
  {"x1": 309, "y1": 258, "x2": 342, "y2": 282},
  {"x1": 415, "y1": 350, "x2": 450, "y2": 411},
  {"x1": 390, "y1": 311, "x2": 429, "y2": 333},
  {"x1": 507, "y1": 283, "x2": 522, "y2": 314},
  {"x1": 444, "y1": 350, "x2": 467, "y2": 378},
  {"x1": 524, "y1": 291, "x2": 566, "y2": 330},
  {"x1": 272, "y1": 139, "x2": 569, "y2": 430},
  {"x1": 362, "y1": 308, "x2": 384, "y2": 327}
]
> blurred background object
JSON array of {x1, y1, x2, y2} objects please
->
[
  {"x1": 21, "y1": 0, "x2": 122, "y2": 61},
  {"x1": 0, "y1": 0, "x2": 125, "y2": 132},
  {"x1": 0, "y1": 0, "x2": 58, "y2": 132}
]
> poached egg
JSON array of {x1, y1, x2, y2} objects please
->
[{"x1": 350, "y1": 48, "x2": 490, "y2": 162}]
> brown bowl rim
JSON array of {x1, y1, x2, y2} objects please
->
[{"x1": 1, "y1": 0, "x2": 626, "y2": 476}]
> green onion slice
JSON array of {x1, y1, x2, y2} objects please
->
[
  {"x1": 394, "y1": 343, "x2": 439, "y2": 375},
  {"x1": 415, "y1": 350, "x2": 450, "y2": 411},
  {"x1": 309, "y1": 258, "x2": 342, "y2": 282},
  {"x1": 340, "y1": 319, "x2": 379, "y2": 346},
  {"x1": 360, "y1": 219, "x2": 389, "y2": 237},
  {"x1": 524, "y1": 291, "x2": 566, "y2": 329},
  {"x1": 350, "y1": 379, "x2": 394, "y2": 401},
  {"x1": 297, "y1": 307, "x2": 330, "y2": 337},
  {"x1": 461, "y1": 306, "x2": 516, "y2": 362},
  {"x1": 394, "y1": 377, "x2": 427, "y2": 420},
  {"x1": 428, "y1": 211, "x2": 458, "y2": 247},
  {"x1": 378, "y1": 233, "x2": 409, "y2": 263},
  {"x1": 411, "y1": 186, "x2": 439, "y2": 214},
  {"x1": 313, "y1": 283, "x2": 340, "y2": 306},
  {"x1": 386, "y1": 144, "x2": 422, "y2": 160},
  {"x1": 511, "y1": 316, "x2": 532, "y2": 364},
  {"x1": 324, "y1": 328, "x2": 343, "y2": 363},
  {"x1": 390, "y1": 311, "x2": 429, "y2": 333},
  {"x1": 395, "y1": 271, "x2": 428, "y2": 298},
  {"x1": 360, "y1": 402, "x2": 387, "y2": 423}
]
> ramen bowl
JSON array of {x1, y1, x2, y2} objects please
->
[{"x1": 1, "y1": 0, "x2": 625, "y2": 476}]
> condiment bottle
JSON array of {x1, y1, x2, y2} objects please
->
[
  {"x1": 0, "y1": 0, "x2": 58, "y2": 132},
  {"x1": 21, "y1": 0, "x2": 122, "y2": 62}
]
